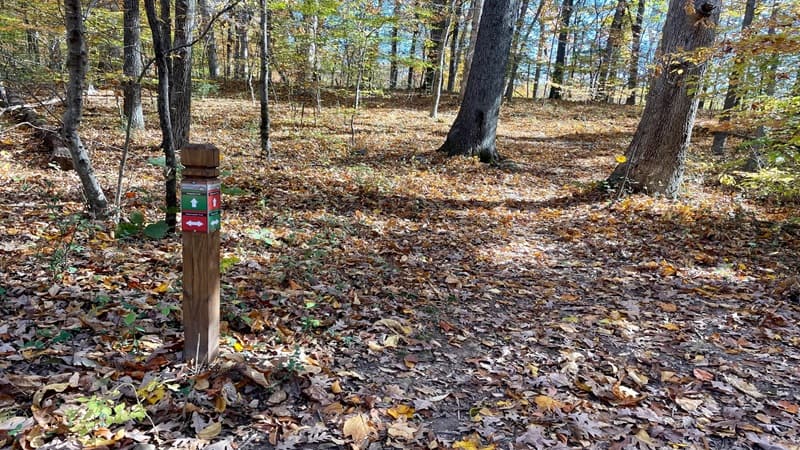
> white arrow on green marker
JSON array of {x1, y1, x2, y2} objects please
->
[
  {"x1": 210, "y1": 219, "x2": 219, "y2": 226},
  {"x1": 191, "y1": 198, "x2": 198, "y2": 208}
]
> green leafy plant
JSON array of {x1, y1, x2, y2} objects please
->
[
  {"x1": 63, "y1": 393, "x2": 147, "y2": 441},
  {"x1": 116, "y1": 210, "x2": 169, "y2": 240},
  {"x1": 39, "y1": 194, "x2": 94, "y2": 282}
]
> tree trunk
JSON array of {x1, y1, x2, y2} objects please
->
[
  {"x1": 608, "y1": 0, "x2": 720, "y2": 197},
  {"x1": 424, "y1": 0, "x2": 449, "y2": 92},
  {"x1": 596, "y1": 0, "x2": 626, "y2": 102},
  {"x1": 532, "y1": 17, "x2": 546, "y2": 97},
  {"x1": 549, "y1": 0, "x2": 573, "y2": 99},
  {"x1": 389, "y1": 0, "x2": 400, "y2": 89},
  {"x1": 235, "y1": 12, "x2": 250, "y2": 80},
  {"x1": 625, "y1": 0, "x2": 645, "y2": 105},
  {"x1": 63, "y1": 0, "x2": 108, "y2": 217},
  {"x1": 259, "y1": 0, "x2": 271, "y2": 158},
  {"x1": 123, "y1": 0, "x2": 145, "y2": 130},
  {"x1": 225, "y1": 22, "x2": 233, "y2": 79},
  {"x1": 407, "y1": 23, "x2": 419, "y2": 89},
  {"x1": 459, "y1": 0, "x2": 483, "y2": 99},
  {"x1": 160, "y1": 0, "x2": 172, "y2": 76},
  {"x1": 446, "y1": 0, "x2": 463, "y2": 92},
  {"x1": 144, "y1": 0, "x2": 178, "y2": 231},
  {"x1": 431, "y1": 0, "x2": 456, "y2": 118},
  {"x1": 422, "y1": 0, "x2": 452, "y2": 93},
  {"x1": 170, "y1": 0, "x2": 196, "y2": 152},
  {"x1": 505, "y1": 0, "x2": 543, "y2": 102},
  {"x1": 710, "y1": 0, "x2": 756, "y2": 155},
  {"x1": 503, "y1": 0, "x2": 529, "y2": 102},
  {"x1": 199, "y1": 0, "x2": 220, "y2": 79},
  {"x1": 437, "y1": 0, "x2": 519, "y2": 163}
]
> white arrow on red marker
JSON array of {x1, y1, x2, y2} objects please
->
[
  {"x1": 212, "y1": 198, "x2": 218, "y2": 207},
  {"x1": 185, "y1": 220, "x2": 204, "y2": 227}
]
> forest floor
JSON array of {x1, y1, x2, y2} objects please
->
[{"x1": 1, "y1": 92, "x2": 799, "y2": 450}]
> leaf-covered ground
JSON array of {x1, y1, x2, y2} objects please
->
[{"x1": 1, "y1": 93, "x2": 799, "y2": 450}]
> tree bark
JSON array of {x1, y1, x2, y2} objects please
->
[
  {"x1": 459, "y1": 0, "x2": 483, "y2": 99},
  {"x1": 431, "y1": 0, "x2": 457, "y2": 118},
  {"x1": 407, "y1": 23, "x2": 420, "y2": 89},
  {"x1": 710, "y1": 0, "x2": 756, "y2": 155},
  {"x1": 63, "y1": 0, "x2": 108, "y2": 217},
  {"x1": 123, "y1": 0, "x2": 145, "y2": 130},
  {"x1": 170, "y1": 0, "x2": 196, "y2": 152},
  {"x1": 596, "y1": 0, "x2": 626, "y2": 102},
  {"x1": 504, "y1": 0, "x2": 543, "y2": 102},
  {"x1": 437, "y1": 0, "x2": 519, "y2": 163},
  {"x1": 608, "y1": 0, "x2": 720, "y2": 197},
  {"x1": 144, "y1": 0, "x2": 178, "y2": 231},
  {"x1": 420, "y1": 0, "x2": 451, "y2": 91},
  {"x1": 446, "y1": 0, "x2": 464, "y2": 92},
  {"x1": 549, "y1": 0, "x2": 573, "y2": 99},
  {"x1": 532, "y1": 16, "x2": 546, "y2": 97},
  {"x1": 423, "y1": 0, "x2": 449, "y2": 92},
  {"x1": 198, "y1": 0, "x2": 220, "y2": 78},
  {"x1": 259, "y1": 0, "x2": 271, "y2": 158},
  {"x1": 389, "y1": 0, "x2": 400, "y2": 89},
  {"x1": 625, "y1": 0, "x2": 645, "y2": 105}
]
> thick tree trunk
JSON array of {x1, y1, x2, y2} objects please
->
[
  {"x1": 710, "y1": 0, "x2": 756, "y2": 155},
  {"x1": 549, "y1": 0, "x2": 573, "y2": 99},
  {"x1": 63, "y1": 0, "x2": 108, "y2": 217},
  {"x1": 596, "y1": 0, "x2": 626, "y2": 102},
  {"x1": 123, "y1": 0, "x2": 145, "y2": 130},
  {"x1": 459, "y1": 0, "x2": 483, "y2": 99},
  {"x1": 235, "y1": 19, "x2": 249, "y2": 80},
  {"x1": 437, "y1": 0, "x2": 519, "y2": 163},
  {"x1": 608, "y1": 0, "x2": 720, "y2": 197},
  {"x1": 625, "y1": 0, "x2": 645, "y2": 105},
  {"x1": 170, "y1": 0, "x2": 196, "y2": 151},
  {"x1": 144, "y1": 0, "x2": 178, "y2": 231},
  {"x1": 199, "y1": 0, "x2": 220, "y2": 79},
  {"x1": 259, "y1": 0, "x2": 271, "y2": 158}
]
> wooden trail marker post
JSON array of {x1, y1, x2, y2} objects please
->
[{"x1": 181, "y1": 144, "x2": 221, "y2": 364}]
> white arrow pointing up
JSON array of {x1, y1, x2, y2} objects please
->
[
  {"x1": 185, "y1": 220, "x2": 204, "y2": 227},
  {"x1": 212, "y1": 198, "x2": 218, "y2": 207},
  {"x1": 190, "y1": 198, "x2": 198, "y2": 208}
]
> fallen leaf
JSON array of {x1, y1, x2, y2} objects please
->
[
  {"x1": 197, "y1": 421, "x2": 221, "y2": 439},
  {"x1": 693, "y1": 368, "x2": 714, "y2": 381},
  {"x1": 675, "y1": 396, "x2": 703, "y2": 412},
  {"x1": 387, "y1": 419, "x2": 417, "y2": 440},
  {"x1": 662, "y1": 322, "x2": 681, "y2": 331},
  {"x1": 387, "y1": 404, "x2": 415, "y2": 419},
  {"x1": 657, "y1": 302, "x2": 677, "y2": 312},
  {"x1": 725, "y1": 374, "x2": 764, "y2": 399},
  {"x1": 777, "y1": 400, "x2": 799, "y2": 414},
  {"x1": 534, "y1": 395, "x2": 564, "y2": 412},
  {"x1": 343, "y1": 413, "x2": 373, "y2": 443}
]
